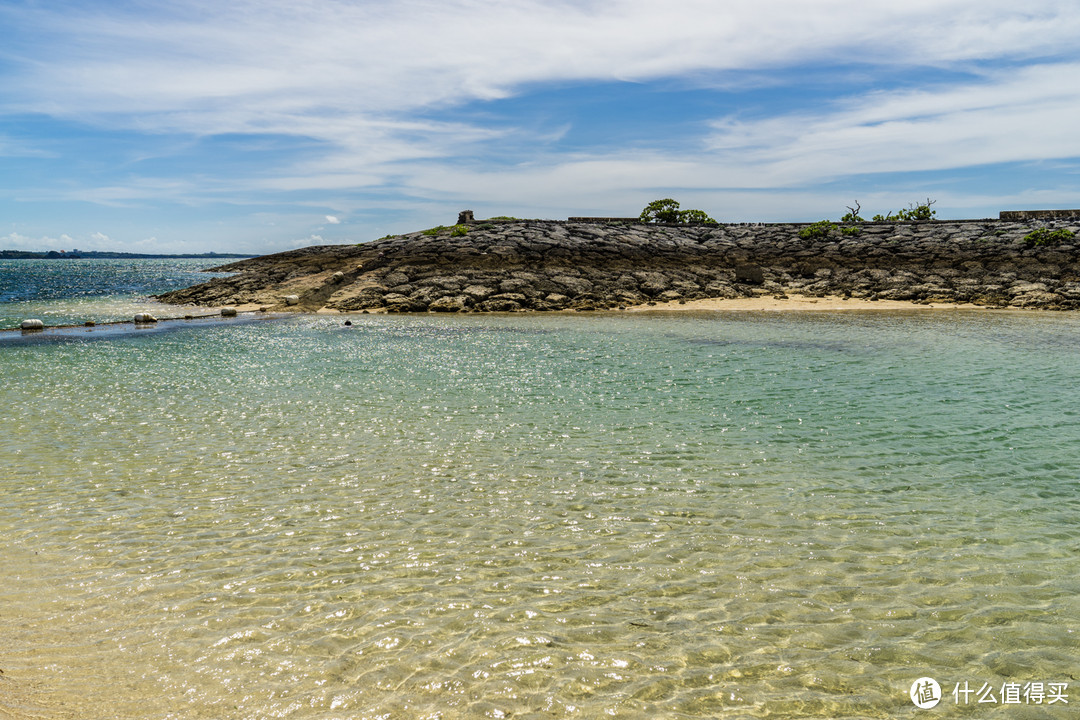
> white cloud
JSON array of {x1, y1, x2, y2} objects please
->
[
  {"x1": 2, "y1": 0, "x2": 1080, "y2": 249},
  {"x1": 4, "y1": 1, "x2": 1078, "y2": 131},
  {"x1": 1, "y1": 231, "x2": 82, "y2": 251},
  {"x1": 703, "y1": 62, "x2": 1080, "y2": 186}
]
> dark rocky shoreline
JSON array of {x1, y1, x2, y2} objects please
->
[{"x1": 156, "y1": 217, "x2": 1080, "y2": 312}]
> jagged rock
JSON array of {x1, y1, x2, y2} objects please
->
[
  {"x1": 671, "y1": 280, "x2": 702, "y2": 294},
  {"x1": 1013, "y1": 291, "x2": 1062, "y2": 307},
  {"x1": 153, "y1": 218, "x2": 1080, "y2": 312},
  {"x1": 499, "y1": 278, "x2": 534, "y2": 293},
  {"x1": 704, "y1": 280, "x2": 738, "y2": 298},
  {"x1": 635, "y1": 271, "x2": 670, "y2": 296},
  {"x1": 410, "y1": 286, "x2": 446, "y2": 304},
  {"x1": 551, "y1": 275, "x2": 593, "y2": 296},
  {"x1": 1008, "y1": 281, "x2": 1049, "y2": 296},
  {"x1": 419, "y1": 275, "x2": 466, "y2": 291},
  {"x1": 382, "y1": 292, "x2": 411, "y2": 306},
  {"x1": 478, "y1": 298, "x2": 523, "y2": 312},
  {"x1": 429, "y1": 295, "x2": 469, "y2": 312},
  {"x1": 463, "y1": 284, "x2": 496, "y2": 301},
  {"x1": 487, "y1": 292, "x2": 528, "y2": 304},
  {"x1": 734, "y1": 264, "x2": 765, "y2": 284}
]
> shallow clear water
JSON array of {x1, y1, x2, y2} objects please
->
[
  {"x1": 2, "y1": 305, "x2": 1079, "y2": 719},
  {"x1": 0, "y1": 258, "x2": 231, "y2": 328}
]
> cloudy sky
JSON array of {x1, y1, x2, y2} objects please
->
[{"x1": 2, "y1": 0, "x2": 1079, "y2": 254}]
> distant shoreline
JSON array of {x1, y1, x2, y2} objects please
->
[{"x1": 0, "y1": 250, "x2": 254, "y2": 260}]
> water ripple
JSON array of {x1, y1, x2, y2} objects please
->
[{"x1": 2, "y1": 312, "x2": 1080, "y2": 718}]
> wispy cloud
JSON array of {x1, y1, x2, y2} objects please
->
[
  {"x1": 5, "y1": 1, "x2": 1077, "y2": 130},
  {"x1": 703, "y1": 62, "x2": 1080, "y2": 186},
  {"x1": 1, "y1": 0, "x2": 1079, "y2": 250}
]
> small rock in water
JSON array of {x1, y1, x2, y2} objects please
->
[
  {"x1": 84, "y1": 321, "x2": 95, "y2": 327},
  {"x1": 220, "y1": 307, "x2": 238, "y2": 317},
  {"x1": 20, "y1": 319, "x2": 44, "y2": 331},
  {"x1": 134, "y1": 313, "x2": 158, "y2": 323}
]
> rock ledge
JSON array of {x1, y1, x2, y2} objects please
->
[{"x1": 156, "y1": 218, "x2": 1080, "y2": 312}]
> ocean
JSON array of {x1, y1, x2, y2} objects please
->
[
  {"x1": 2, "y1": 260, "x2": 1078, "y2": 719},
  {"x1": 0, "y1": 258, "x2": 234, "y2": 328}
]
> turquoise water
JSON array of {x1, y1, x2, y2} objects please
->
[
  {"x1": 0, "y1": 258, "x2": 232, "y2": 328},
  {"x1": 2, "y1": 270, "x2": 1079, "y2": 718}
]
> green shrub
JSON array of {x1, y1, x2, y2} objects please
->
[
  {"x1": 450, "y1": 224, "x2": 469, "y2": 237},
  {"x1": 841, "y1": 201, "x2": 865, "y2": 224},
  {"x1": 1023, "y1": 227, "x2": 1075, "y2": 247},
  {"x1": 840, "y1": 225, "x2": 862, "y2": 236},
  {"x1": 639, "y1": 199, "x2": 716, "y2": 224},
  {"x1": 799, "y1": 220, "x2": 837, "y2": 239},
  {"x1": 873, "y1": 198, "x2": 937, "y2": 222},
  {"x1": 421, "y1": 225, "x2": 446, "y2": 236},
  {"x1": 640, "y1": 199, "x2": 682, "y2": 223},
  {"x1": 679, "y1": 209, "x2": 718, "y2": 225}
]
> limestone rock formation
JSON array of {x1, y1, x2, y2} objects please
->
[{"x1": 156, "y1": 218, "x2": 1080, "y2": 312}]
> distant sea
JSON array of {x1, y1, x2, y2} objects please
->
[
  {"x1": 0, "y1": 257, "x2": 233, "y2": 328},
  {"x1": 2, "y1": 259, "x2": 1079, "y2": 719}
]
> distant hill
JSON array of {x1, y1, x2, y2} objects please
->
[{"x1": 0, "y1": 250, "x2": 255, "y2": 259}]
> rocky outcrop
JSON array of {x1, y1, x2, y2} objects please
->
[{"x1": 156, "y1": 218, "x2": 1080, "y2": 312}]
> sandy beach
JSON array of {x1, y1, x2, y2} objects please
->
[
  {"x1": 622, "y1": 293, "x2": 995, "y2": 312},
  {"x1": 304, "y1": 293, "x2": 1002, "y2": 315}
]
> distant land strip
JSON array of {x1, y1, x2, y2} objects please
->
[{"x1": 0, "y1": 250, "x2": 255, "y2": 259}]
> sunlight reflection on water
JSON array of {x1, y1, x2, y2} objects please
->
[{"x1": 2, "y1": 311, "x2": 1079, "y2": 719}]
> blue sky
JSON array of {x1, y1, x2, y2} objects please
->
[{"x1": 2, "y1": 0, "x2": 1080, "y2": 254}]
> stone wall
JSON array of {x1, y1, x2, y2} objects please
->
[
  {"x1": 566, "y1": 217, "x2": 641, "y2": 224},
  {"x1": 1000, "y1": 210, "x2": 1080, "y2": 221}
]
